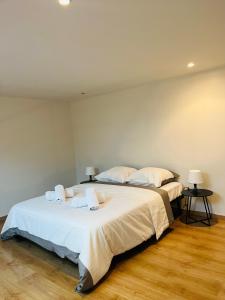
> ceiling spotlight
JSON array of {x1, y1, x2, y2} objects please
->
[
  {"x1": 187, "y1": 62, "x2": 195, "y2": 68},
  {"x1": 58, "y1": 0, "x2": 71, "y2": 6}
]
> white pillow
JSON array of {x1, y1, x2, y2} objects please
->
[
  {"x1": 95, "y1": 166, "x2": 137, "y2": 184},
  {"x1": 127, "y1": 167, "x2": 174, "y2": 188}
]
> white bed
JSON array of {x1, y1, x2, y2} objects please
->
[{"x1": 1, "y1": 182, "x2": 182, "y2": 292}]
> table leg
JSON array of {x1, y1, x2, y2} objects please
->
[
  {"x1": 203, "y1": 196, "x2": 211, "y2": 226},
  {"x1": 186, "y1": 196, "x2": 192, "y2": 224},
  {"x1": 188, "y1": 197, "x2": 192, "y2": 218},
  {"x1": 185, "y1": 196, "x2": 189, "y2": 224},
  {"x1": 204, "y1": 196, "x2": 212, "y2": 219}
]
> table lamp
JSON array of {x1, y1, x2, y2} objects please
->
[
  {"x1": 188, "y1": 170, "x2": 203, "y2": 194},
  {"x1": 85, "y1": 167, "x2": 96, "y2": 182}
]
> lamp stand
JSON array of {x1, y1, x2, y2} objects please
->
[
  {"x1": 193, "y1": 183, "x2": 198, "y2": 195},
  {"x1": 89, "y1": 175, "x2": 93, "y2": 182}
]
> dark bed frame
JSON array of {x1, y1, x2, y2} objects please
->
[{"x1": 170, "y1": 195, "x2": 184, "y2": 219}]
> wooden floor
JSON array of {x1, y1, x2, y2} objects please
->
[{"x1": 1, "y1": 216, "x2": 225, "y2": 300}]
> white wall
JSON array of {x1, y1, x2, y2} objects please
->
[
  {"x1": 0, "y1": 97, "x2": 75, "y2": 217},
  {"x1": 71, "y1": 67, "x2": 225, "y2": 216}
]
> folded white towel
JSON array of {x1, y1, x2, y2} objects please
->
[
  {"x1": 55, "y1": 185, "x2": 66, "y2": 203},
  {"x1": 70, "y1": 195, "x2": 88, "y2": 208},
  {"x1": 86, "y1": 187, "x2": 100, "y2": 210},
  {"x1": 45, "y1": 191, "x2": 55, "y2": 201},
  {"x1": 69, "y1": 189, "x2": 105, "y2": 209},
  {"x1": 65, "y1": 188, "x2": 74, "y2": 198},
  {"x1": 45, "y1": 186, "x2": 75, "y2": 203}
]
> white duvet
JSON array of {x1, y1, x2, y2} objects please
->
[{"x1": 1, "y1": 183, "x2": 170, "y2": 288}]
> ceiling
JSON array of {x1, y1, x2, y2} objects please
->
[{"x1": 0, "y1": 0, "x2": 225, "y2": 100}]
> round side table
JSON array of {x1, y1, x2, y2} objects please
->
[{"x1": 182, "y1": 189, "x2": 213, "y2": 226}]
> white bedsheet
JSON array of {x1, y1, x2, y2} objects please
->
[{"x1": 1, "y1": 183, "x2": 171, "y2": 288}]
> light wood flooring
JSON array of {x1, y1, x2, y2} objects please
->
[{"x1": 1, "y1": 216, "x2": 225, "y2": 300}]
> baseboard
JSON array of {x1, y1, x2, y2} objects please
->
[
  {"x1": 210, "y1": 213, "x2": 225, "y2": 220},
  {"x1": 181, "y1": 209, "x2": 225, "y2": 220}
]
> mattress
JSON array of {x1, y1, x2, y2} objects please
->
[
  {"x1": 160, "y1": 182, "x2": 183, "y2": 202},
  {"x1": 1, "y1": 183, "x2": 173, "y2": 292}
]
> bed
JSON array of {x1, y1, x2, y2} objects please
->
[{"x1": 1, "y1": 181, "x2": 183, "y2": 292}]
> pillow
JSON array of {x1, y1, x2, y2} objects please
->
[
  {"x1": 127, "y1": 167, "x2": 176, "y2": 188},
  {"x1": 95, "y1": 166, "x2": 137, "y2": 184},
  {"x1": 161, "y1": 171, "x2": 179, "y2": 186}
]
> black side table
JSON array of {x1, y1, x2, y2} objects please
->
[
  {"x1": 80, "y1": 180, "x2": 97, "y2": 184},
  {"x1": 182, "y1": 189, "x2": 213, "y2": 226}
]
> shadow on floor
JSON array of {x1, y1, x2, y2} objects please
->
[
  {"x1": 85, "y1": 227, "x2": 173, "y2": 294},
  {"x1": 179, "y1": 213, "x2": 217, "y2": 227}
]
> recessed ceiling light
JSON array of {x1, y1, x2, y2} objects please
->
[
  {"x1": 187, "y1": 62, "x2": 195, "y2": 68},
  {"x1": 58, "y1": 0, "x2": 71, "y2": 6},
  {"x1": 81, "y1": 92, "x2": 87, "y2": 95}
]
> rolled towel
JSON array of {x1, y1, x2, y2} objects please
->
[
  {"x1": 45, "y1": 191, "x2": 55, "y2": 201},
  {"x1": 96, "y1": 191, "x2": 105, "y2": 204},
  {"x1": 55, "y1": 185, "x2": 66, "y2": 202},
  {"x1": 86, "y1": 187, "x2": 99, "y2": 210},
  {"x1": 70, "y1": 196, "x2": 88, "y2": 208},
  {"x1": 65, "y1": 188, "x2": 74, "y2": 198}
]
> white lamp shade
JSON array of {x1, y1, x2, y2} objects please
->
[
  {"x1": 188, "y1": 170, "x2": 203, "y2": 184},
  {"x1": 85, "y1": 167, "x2": 96, "y2": 176}
]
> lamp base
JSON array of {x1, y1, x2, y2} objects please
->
[
  {"x1": 193, "y1": 184, "x2": 198, "y2": 195},
  {"x1": 89, "y1": 175, "x2": 93, "y2": 182}
]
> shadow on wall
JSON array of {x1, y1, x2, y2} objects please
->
[
  {"x1": 0, "y1": 98, "x2": 47, "y2": 124},
  {"x1": 0, "y1": 98, "x2": 75, "y2": 217}
]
